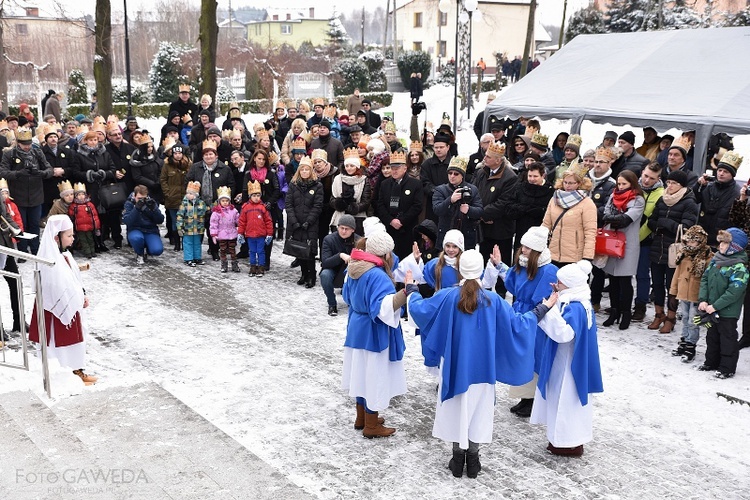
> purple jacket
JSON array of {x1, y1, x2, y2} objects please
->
[
  {"x1": 277, "y1": 165, "x2": 289, "y2": 210},
  {"x1": 209, "y1": 204, "x2": 239, "y2": 240}
]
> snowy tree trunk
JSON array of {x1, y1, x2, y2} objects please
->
[
  {"x1": 520, "y1": 0, "x2": 536, "y2": 80},
  {"x1": 94, "y1": 0, "x2": 113, "y2": 117},
  {"x1": 199, "y1": 0, "x2": 218, "y2": 112}
]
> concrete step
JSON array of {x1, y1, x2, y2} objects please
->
[{"x1": 52, "y1": 382, "x2": 310, "y2": 499}]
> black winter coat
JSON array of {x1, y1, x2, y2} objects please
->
[
  {"x1": 185, "y1": 161, "x2": 235, "y2": 206},
  {"x1": 130, "y1": 149, "x2": 163, "y2": 202},
  {"x1": 647, "y1": 190, "x2": 699, "y2": 265},
  {"x1": 70, "y1": 144, "x2": 116, "y2": 210},
  {"x1": 590, "y1": 176, "x2": 616, "y2": 226},
  {"x1": 168, "y1": 98, "x2": 198, "y2": 123},
  {"x1": 506, "y1": 180, "x2": 555, "y2": 244},
  {"x1": 694, "y1": 179, "x2": 741, "y2": 247},
  {"x1": 612, "y1": 150, "x2": 649, "y2": 178},
  {"x1": 106, "y1": 141, "x2": 137, "y2": 192},
  {"x1": 242, "y1": 168, "x2": 281, "y2": 208},
  {"x1": 420, "y1": 154, "x2": 453, "y2": 223},
  {"x1": 286, "y1": 179, "x2": 324, "y2": 243},
  {"x1": 376, "y1": 175, "x2": 424, "y2": 258},
  {"x1": 432, "y1": 181, "x2": 483, "y2": 249},
  {"x1": 0, "y1": 146, "x2": 54, "y2": 207},
  {"x1": 473, "y1": 162, "x2": 518, "y2": 241},
  {"x1": 310, "y1": 136, "x2": 344, "y2": 169},
  {"x1": 42, "y1": 144, "x2": 75, "y2": 206}
]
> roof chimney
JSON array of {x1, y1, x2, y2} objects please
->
[
  {"x1": 309, "y1": 8, "x2": 314, "y2": 19},
  {"x1": 25, "y1": 7, "x2": 39, "y2": 17}
]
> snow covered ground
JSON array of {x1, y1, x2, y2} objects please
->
[{"x1": 1, "y1": 84, "x2": 750, "y2": 499}]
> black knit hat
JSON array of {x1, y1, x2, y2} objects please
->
[
  {"x1": 667, "y1": 169, "x2": 688, "y2": 187},
  {"x1": 619, "y1": 131, "x2": 636, "y2": 145}
]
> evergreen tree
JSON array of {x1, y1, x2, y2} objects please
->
[
  {"x1": 327, "y1": 15, "x2": 350, "y2": 57},
  {"x1": 67, "y1": 69, "x2": 88, "y2": 104},
  {"x1": 607, "y1": 0, "x2": 649, "y2": 33},
  {"x1": 149, "y1": 42, "x2": 189, "y2": 103},
  {"x1": 566, "y1": 6, "x2": 607, "y2": 42},
  {"x1": 722, "y1": 7, "x2": 750, "y2": 27}
]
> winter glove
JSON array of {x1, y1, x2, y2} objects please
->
[
  {"x1": 135, "y1": 198, "x2": 146, "y2": 210},
  {"x1": 95, "y1": 170, "x2": 108, "y2": 182},
  {"x1": 212, "y1": 237, "x2": 218, "y2": 245},
  {"x1": 265, "y1": 235, "x2": 273, "y2": 245},
  {"x1": 236, "y1": 234, "x2": 245, "y2": 246},
  {"x1": 85, "y1": 170, "x2": 96, "y2": 183},
  {"x1": 607, "y1": 214, "x2": 633, "y2": 230},
  {"x1": 301, "y1": 222, "x2": 309, "y2": 230},
  {"x1": 28, "y1": 163, "x2": 40, "y2": 176},
  {"x1": 289, "y1": 222, "x2": 300, "y2": 231},
  {"x1": 693, "y1": 311, "x2": 720, "y2": 328},
  {"x1": 334, "y1": 198, "x2": 348, "y2": 211},
  {"x1": 264, "y1": 202, "x2": 271, "y2": 210},
  {"x1": 146, "y1": 198, "x2": 156, "y2": 210},
  {"x1": 95, "y1": 229, "x2": 101, "y2": 237}
]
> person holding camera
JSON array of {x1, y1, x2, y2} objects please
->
[
  {"x1": 122, "y1": 185, "x2": 165, "y2": 265},
  {"x1": 432, "y1": 157, "x2": 483, "y2": 251},
  {"x1": 694, "y1": 151, "x2": 741, "y2": 248}
]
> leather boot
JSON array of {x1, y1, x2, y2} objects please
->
[
  {"x1": 448, "y1": 449, "x2": 465, "y2": 478},
  {"x1": 659, "y1": 309, "x2": 677, "y2": 334},
  {"x1": 603, "y1": 309, "x2": 620, "y2": 327},
  {"x1": 465, "y1": 451, "x2": 481, "y2": 478},
  {"x1": 648, "y1": 305, "x2": 665, "y2": 330},
  {"x1": 514, "y1": 398, "x2": 534, "y2": 418},
  {"x1": 354, "y1": 403, "x2": 383, "y2": 430},
  {"x1": 632, "y1": 302, "x2": 647, "y2": 321},
  {"x1": 305, "y1": 270, "x2": 316, "y2": 288},
  {"x1": 619, "y1": 296, "x2": 632, "y2": 330},
  {"x1": 362, "y1": 412, "x2": 395, "y2": 438}
]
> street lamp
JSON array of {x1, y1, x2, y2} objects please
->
[
  {"x1": 464, "y1": 0, "x2": 478, "y2": 120},
  {"x1": 438, "y1": 0, "x2": 450, "y2": 71},
  {"x1": 437, "y1": 0, "x2": 458, "y2": 135}
]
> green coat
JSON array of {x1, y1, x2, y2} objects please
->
[
  {"x1": 699, "y1": 251, "x2": 748, "y2": 318},
  {"x1": 639, "y1": 184, "x2": 664, "y2": 243}
]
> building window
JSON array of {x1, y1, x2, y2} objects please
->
[
  {"x1": 16, "y1": 24, "x2": 28, "y2": 36},
  {"x1": 281, "y1": 24, "x2": 292, "y2": 35},
  {"x1": 414, "y1": 12, "x2": 423, "y2": 28},
  {"x1": 272, "y1": 14, "x2": 279, "y2": 21},
  {"x1": 413, "y1": 41, "x2": 422, "y2": 51},
  {"x1": 439, "y1": 12, "x2": 448, "y2": 27},
  {"x1": 254, "y1": 24, "x2": 262, "y2": 36},
  {"x1": 438, "y1": 41, "x2": 446, "y2": 57}
]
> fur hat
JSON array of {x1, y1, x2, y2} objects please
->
[
  {"x1": 459, "y1": 249, "x2": 484, "y2": 280},
  {"x1": 682, "y1": 225, "x2": 708, "y2": 245},
  {"x1": 557, "y1": 260, "x2": 593, "y2": 289},
  {"x1": 520, "y1": 226, "x2": 549, "y2": 253},
  {"x1": 338, "y1": 214, "x2": 356, "y2": 229},
  {"x1": 443, "y1": 229, "x2": 465, "y2": 252},
  {"x1": 366, "y1": 230, "x2": 394, "y2": 257},
  {"x1": 717, "y1": 227, "x2": 748, "y2": 255},
  {"x1": 363, "y1": 216, "x2": 386, "y2": 237}
]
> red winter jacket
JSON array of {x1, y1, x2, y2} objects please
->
[
  {"x1": 238, "y1": 200, "x2": 272, "y2": 238},
  {"x1": 68, "y1": 200, "x2": 101, "y2": 232}
]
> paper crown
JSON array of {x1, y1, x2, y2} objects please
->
[
  {"x1": 16, "y1": 128, "x2": 33, "y2": 142},
  {"x1": 186, "y1": 181, "x2": 201, "y2": 193},
  {"x1": 292, "y1": 136, "x2": 308, "y2": 152},
  {"x1": 299, "y1": 156, "x2": 313, "y2": 168},
  {"x1": 275, "y1": 100, "x2": 286, "y2": 110},
  {"x1": 222, "y1": 129, "x2": 234, "y2": 141},
  {"x1": 134, "y1": 133, "x2": 153, "y2": 146},
  {"x1": 441, "y1": 115, "x2": 452, "y2": 127},
  {"x1": 312, "y1": 98, "x2": 325, "y2": 108},
  {"x1": 92, "y1": 123, "x2": 107, "y2": 135},
  {"x1": 311, "y1": 149, "x2": 328, "y2": 162},
  {"x1": 268, "y1": 151, "x2": 279, "y2": 165},
  {"x1": 255, "y1": 129, "x2": 269, "y2": 141},
  {"x1": 595, "y1": 146, "x2": 617, "y2": 162},
  {"x1": 73, "y1": 182, "x2": 87, "y2": 193},
  {"x1": 358, "y1": 134, "x2": 371, "y2": 148},
  {"x1": 162, "y1": 136, "x2": 177, "y2": 152},
  {"x1": 107, "y1": 114, "x2": 119, "y2": 124},
  {"x1": 530, "y1": 132, "x2": 549, "y2": 149},
  {"x1": 93, "y1": 116, "x2": 106, "y2": 126},
  {"x1": 718, "y1": 151, "x2": 743, "y2": 170},
  {"x1": 424, "y1": 121, "x2": 435, "y2": 134},
  {"x1": 384, "y1": 121, "x2": 397, "y2": 134},
  {"x1": 181, "y1": 113, "x2": 192, "y2": 124},
  {"x1": 216, "y1": 185, "x2": 232, "y2": 200},
  {"x1": 322, "y1": 105, "x2": 336, "y2": 119},
  {"x1": 178, "y1": 84, "x2": 191, "y2": 93},
  {"x1": 247, "y1": 180, "x2": 262, "y2": 195},
  {"x1": 105, "y1": 122, "x2": 120, "y2": 133},
  {"x1": 344, "y1": 147, "x2": 360, "y2": 161},
  {"x1": 37, "y1": 124, "x2": 57, "y2": 141},
  {"x1": 670, "y1": 135, "x2": 692, "y2": 155},
  {"x1": 229, "y1": 108, "x2": 241, "y2": 119},
  {"x1": 486, "y1": 141, "x2": 506, "y2": 156},
  {"x1": 390, "y1": 150, "x2": 407, "y2": 165},
  {"x1": 566, "y1": 134, "x2": 583, "y2": 148},
  {"x1": 202, "y1": 139, "x2": 217, "y2": 152},
  {"x1": 409, "y1": 140, "x2": 423, "y2": 153},
  {"x1": 564, "y1": 159, "x2": 591, "y2": 180},
  {"x1": 448, "y1": 156, "x2": 468, "y2": 174},
  {"x1": 0, "y1": 178, "x2": 9, "y2": 191},
  {"x1": 57, "y1": 179, "x2": 74, "y2": 194},
  {"x1": 0, "y1": 120, "x2": 8, "y2": 131}
]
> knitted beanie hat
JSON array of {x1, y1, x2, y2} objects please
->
[
  {"x1": 366, "y1": 231, "x2": 394, "y2": 257},
  {"x1": 520, "y1": 226, "x2": 549, "y2": 253},
  {"x1": 557, "y1": 260, "x2": 593, "y2": 289},
  {"x1": 363, "y1": 216, "x2": 386, "y2": 237},
  {"x1": 443, "y1": 229, "x2": 465, "y2": 252},
  {"x1": 458, "y1": 249, "x2": 484, "y2": 280},
  {"x1": 338, "y1": 214, "x2": 356, "y2": 230}
]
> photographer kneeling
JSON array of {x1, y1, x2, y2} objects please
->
[
  {"x1": 432, "y1": 157, "x2": 483, "y2": 250},
  {"x1": 123, "y1": 185, "x2": 165, "y2": 265}
]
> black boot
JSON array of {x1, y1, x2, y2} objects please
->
[
  {"x1": 619, "y1": 309, "x2": 632, "y2": 330},
  {"x1": 509, "y1": 399, "x2": 526, "y2": 414},
  {"x1": 305, "y1": 268, "x2": 317, "y2": 288},
  {"x1": 465, "y1": 451, "x2": 481, "y2": 479},
  {"x1": 672, "y1": 337, "x2": 686, "y2": 356},
  {"x1": 681, "y1": 342, "x2": 697, "y2": 362},
  {"x1": 514, "y1": 398, "x2": 534, "y2": 418},
  {"x1": 277, "y1": 227, "x2": 284, "y2": 240},
  {"x1": 174, "y1": 238, "x2": 182, "y2": 252},
  {"x1": 448, "y1": 449, "x2": 465, "y2": 478},
  {"x1": 221, "y1": 260, "x2": 228, "y2": 273},
  {"x1": 264, "y1": 243, "x2": 272, "y2": 270},
  {"x1": 603, "y1": 309, "x2": 620, "y2": 327},
  {"x1": 738, "y1": 335, "x2": 750, "y2": 350},
  {"x1": 297, "y1": 272, "x2": 307, "y2": 285},
  {"x1": 632, "y1": 302, "x2": 647, "y2": 321}
]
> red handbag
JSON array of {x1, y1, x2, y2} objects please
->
[{"x1": 595, "y1": 228, "x2": 626, "y2": 258}]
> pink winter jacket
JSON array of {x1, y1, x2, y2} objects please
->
[{"x1": 209, "y1": 204, "x2": 239, "y2": 241}]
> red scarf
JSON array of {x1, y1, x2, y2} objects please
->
[
  {"x1": 612, "y1": 188, "x2": 636, "y2": 212},
  {"x1": 350, "y1": 249, "x2": 383, "y2": 267}
]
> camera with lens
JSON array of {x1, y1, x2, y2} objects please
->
[
  {"x1": 411, "y1": 101, "x2": 427, "y2": 116},
  {"x1": 456, "y1": 186, "x2": 472, "y2": 200}
]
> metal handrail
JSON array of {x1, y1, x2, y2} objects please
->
[{"x1": 0, "y1": 246, "x2": 55, "y2": 398}]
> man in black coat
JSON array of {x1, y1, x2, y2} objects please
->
[
  {"x1": 431, "y1": 157, "x2": 483, "y2": 250},
  {"x1": 169, "y1": 84, "x2": 199, "y2": 123},
  {"x1": 468, "y1": 133, "x2": 493, "y2": 184},
  {"x1": 694, "y1": 152, "x2": 742, "y2": 248},
  {"x1": 420, "y1": 134, "x2": 454, "y2": 224},
  {"x1": 612, "y1": 130, "x2": 649, "y2": 177},
  {"x1": 185, "y1": 140, "x2": 235, "y2": 260},
  {"x1": 376, "y1": 152, "x2": 424, "y2": 259},
  {"x1": 362, "y1": 99, "x2": 381, "y2": 130},
  {"x1": 310, "y1": 119, "x2": 344, "y2": 169},
  {"x1": 320, "y1": 215, "x2": 361, "y2": 316},
  {"x1": 40, "y1": 127, "x2": 75, "y2": 216}
]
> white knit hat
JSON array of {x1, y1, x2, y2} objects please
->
[
  {"x1": 459, "y1": 249, "x2": 484, "y2": 280},
  {"x1": 557, "y1": 260, "x2": 593, "y2": 289},
  {"x1": 367, "y1": 139, "x2": 386, "y2": 155},
  {"x1": 520, "y1": 226, "x2": 549, "y2": 253},
  {"x1": 363, "y1": 216, "x2": 386, "y2": 237},
  {"x1": 366, "y1": 231, "x2": 394, "y2": 257},
  {"x1": 443, "y1": 229, "x2": 465, "y2": 252}
]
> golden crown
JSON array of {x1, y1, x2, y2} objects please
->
[
  {"x1": 178, "y1": 84, "x2": 191, "y2": 93},
  {"x1": 718, "y1": 151, "x2": 743, "y2": 170},
  {"x1": 16, "y1": 128, "x2": 33, "y2": 142},
  {"x1": 216, "y1": 185, "x2": 232, "y2": 199},
  {"x1": 229, "y1": 108, "x2": 241, "y2": 119},
  {"x1": 323, "y1": 105, "x2": 336, "y2": 119},
  {"x1": 486, "y1": 141, "x2": 506, "y2": 156},
  {"x1": 275, "y1": 100, "x2": 286, "y2": 110},
  {"x1": 134, "y1": 133, "x2": 153, "y2": 146},
  {"x1": 595, "y1": 146, "x2": 617, "y2": 162},
  {"x1": 73, "y1": 182, "x2": 87, "y2": 193},
  {"x1": 299, "y1": 156, "x2": 313, "y2": 168},
  {"x1": 222, "y1": 129, "x2": 234, "y2": 141},
  {"x1": 409, "y1": 140, "x2": 423, "y2": 153},
  {"x1": 107, "y1": 114, "x2": 119, "y2": 124},
  {"x1": 530, "y1": 132, "x2": 548, "y2": 148},
  {"x1": 0, "y1": 178, "x2": 8, "y2": 191},
  {"x1": 312, "y1": 98, "x2": 325, "y2": 107},
  {"x1": 93, "y1": 115, "x2": 106, "y2": 126},
  {"x1": 566, "y1": 134, "x2": 583, "y2": 148},
  {"x1": 57, "y1": 180, "x2": 74, "y2": 194},
  {"x1": 105, "y1": 122, "x2": 120, "y2": 133},
  {"x1": 344, "y1": 147, "x2": 360, "y2": 160},
  {"x1": 448, "y1": 156, "x2": 468, "y2": 174},
  {"x1": 390, "y1": 150, "x2": 407, "y2": 165},
  {"x1": 268, "y1": 151, "x2": 279, "y2": 165},
  {"x1": 0, "y1": 120, "x2": 8, "y2": 131},
  {"x1": 565, "y1": 159, "x2": 591, "y2": 180},
  {"x1": 186, "y1": 181, "x2": 201, "y2": 193},
  {"x1": 181, "y1": 113, "x2": 192, "y2": 124},
  {"x1": 162, "y1": 136, "x2": 176, "y2": 151},
  {"x1": 247, "y1": 180, "x2": 262, "y2": 195},
  {"x1": 358, "y1": 134, "x2": 371, "y2": 148},
  {"x1": 255, "y1": 129, "x2": 269, "y2": 140},
  {"x1": 92, "y1": 123, "x2": 107, "y2": 135},
  {"x1": 384, "y1": 121, "x2": 397, "y2": 134},
  {"x1": 292, "y1": 136, "x2": 307, "y2": 151},
  {"x1": 311, "y1": 149, "x2": 328, "y2": 162},
  {"x1": 670, "y1": 135, "x2": 692, "y2": 155},
  {"x1": 202, "y1": 139, "x2": 217, "y2": 152}
]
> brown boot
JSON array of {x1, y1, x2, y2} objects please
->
[
  {"x1": 354, "y1": 403, "x2": 384, "y2": 430},
  {"x1": 660, "y1": 310, "x2": 677, "y2": 334},
  {"x1": 648, "y1": 305, "x2": 665, "y2": 330},
  {"x1": 362, "y1": 411, "x2": 395, "y2": 438},
  {"x1": 73, "y1": 369, "x2": 97, "y2": 385}
]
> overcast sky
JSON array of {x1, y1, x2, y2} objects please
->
[{"x1": 29, "y1": 0, "x2": 590, "y2": 27}]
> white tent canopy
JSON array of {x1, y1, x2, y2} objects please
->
[{"x1": 485, "y1": 27, "x2": 750, "y2": 170}]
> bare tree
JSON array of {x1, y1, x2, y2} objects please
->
[
  {"x1": 94, "y1": 0, "x2": 112, "y2": 116},
  {"x1": 520, "y1": 0, "x2": 537, "y2": 79},
  {"x1": 199, "y1": 0, "x2": 218, "y2": 109},
  {"x1": 0, "y1": 0, "x2": 7, "y2": 113}
]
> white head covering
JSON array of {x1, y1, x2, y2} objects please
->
[
  {"x1": 363, "y1": 216, "x2": 386, "y2": 237},
  {"x1": 520, "y1": 226, "x2": 548, "y2": 253},
  {"x1": 367, "y1": 139, "x2": 386, "y2": 155},
  {"x1": 37, "y1": 215, "x2": 85, "y2": 326},
  {"x1": 459, "y1": 249, "x2": 484, "y2": 280},
  {"x1": 443, "y1": 229, "x2": 465, "y2": 252},
  {"x1": 557, "y1": 259, "x2": 592, "y2": 289},
  {"x1": 366, "y1": 231, "x2": 395, "y2": 257}
]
